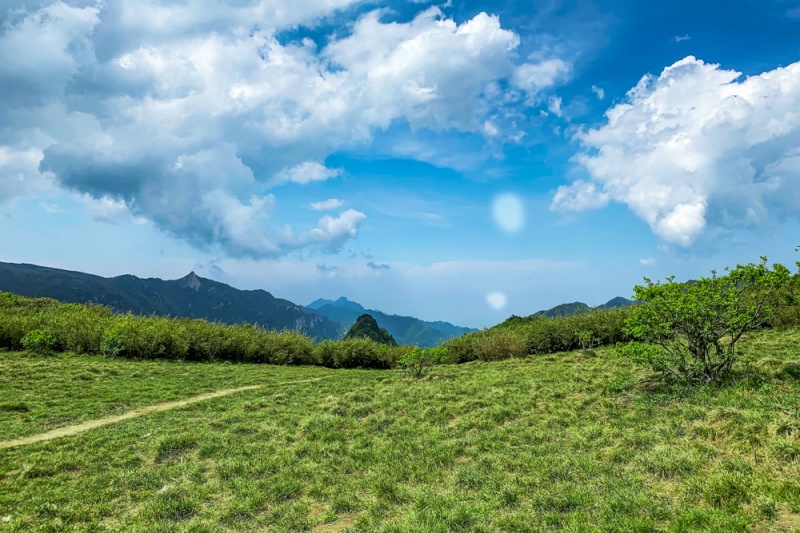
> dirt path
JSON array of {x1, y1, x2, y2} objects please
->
[{"x1": 0, "y1": 377, "x2": 328, "y2": 450}]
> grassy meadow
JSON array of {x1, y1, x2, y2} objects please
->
[{"x1": 1, "y1": 328, "x2": 800, "y2": 531}]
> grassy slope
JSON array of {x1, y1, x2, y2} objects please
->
[{"x1": 0, "y1": 330, "x2": 799, "y2": 532}]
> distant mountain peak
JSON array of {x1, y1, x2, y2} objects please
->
[
  {"x1": 344, "y1": 313, "x2": 397, "y2": 346},
  {"x1": 307, "y1": 296, "x2": 365, "y2": 312},
  {"x1": 180, "y1": 271, "x2": 202, "y2": 291}
]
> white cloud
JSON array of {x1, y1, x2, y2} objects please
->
[
  {"x1": 547, "y1": 96, "x2": 563, "y2": 117},
  {"x1": 673, "y1": 34, "x2": 691, "y2": 42},
  {"x1": 306, "y1": 209, "x2": 367, "y2": 251},
  {"x1": 108, "y1": 0, "x2": 366, "y2": 37},
  {"x1": 512, "y1": 57, "x2": 572, "y2": 96},
  {"x1": 591, "y1": 85, "x2": 605, "y2": 100},
  {"x1": 310, "y1": 198, "x2": 344, "y2": 211},
  {"x1": 639, "y1": 257, "x2": 656, "y2": 265},
  {"x1": 79, "y1": 194, "x2": 148, "y2": 225},
  {"x1": 325, "y1": 7, "x2": 537, "y2": 132},
  {"x1": 0, "y1": 146, "x2": 52, "y2": 202},
  {"x1": 551, "y1": 179, "x2": 609, "y2": 211},
  {"x1": 0, "y1": 1, "x2": 100, "y2": 106},
  {"x1": 483, "y1": 120, "x2": 500, "y2": 137},
  {"x1": 557, "y1": 56, "x2": 800, "y2": 246},
  {"x1": 0, "y1": 1, "x2": 570, "y2": 258},
  {"x1": 272, "y1": 162, "x2": 342, "y2": 187}
]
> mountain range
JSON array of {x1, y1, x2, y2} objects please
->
[
  {"x1": 0, "y1": 261, "x2": 475, "y2": 346},
  {"x1": 531, "y1": 296, "x2": 635, "y2": 318},
  {"x1": 0, "y1": 261, "x2": 341, "y2": 340},
  {"x1": 307, "y1": 297, "x2": 476, "y2": 347}
]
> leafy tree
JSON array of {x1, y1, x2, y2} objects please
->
[
  {"x1": 399, "y1": 346, "x2": 450, "y2": 378},
  {"x1": 623, "y1": 256, "x2": 798, "y2": 385},
  {"x1": 343, "y1": 314, "x2": 398, "y2": 346}
]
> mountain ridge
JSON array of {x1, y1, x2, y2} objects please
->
[
  {"x1": 307, "y1": 296, "x2": 476, "y2": 347},
  {"x1": 0, "y1": 261, "x2": 340, "y2": 340},
  {"x1": 532, "y1": 297, "x2": 635, "y2": 318}
]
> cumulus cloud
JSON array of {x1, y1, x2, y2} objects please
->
[
  {"x1": 80, "y1": 194, "x2": 148, "y2": 225},
  {"x1": 554, "y1": 56, "x2": 800, "y2": 246},
  {"x1": 0, "y1": 147, "x2": 52, "y2": 202},
  {"x1": 0, "y1": 1, "x2": 569, "y2": 257},
  {"x1": 310, "y1": 198, "x2": 344, "y2": 211},
  {"x1": 325, "y1": 7, "x2": 561, "y2": 131},
  {"x1": 512, "y1": 57, "x2": 572, "y2": 96},
  {"x1": 551, "y1": 179, "x2": 609, "y2": 211},
  {"x1": 591, "y1": 85, "x2": 605, "y2": 100},
  {"x1": 547, "y1": 96, "x2": 563, "y2": 117},
  {"x1": 272, "y1": 162, "x2": 342, "y2": 187}
]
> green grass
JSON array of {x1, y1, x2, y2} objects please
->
[{"x1": 1, "y1": 329, "x2": 800, "y2": 531}]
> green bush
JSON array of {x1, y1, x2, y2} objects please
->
[
  {"x1": 0, "y1": 309, "x2": 37, "y2": 350},
  {"x1": 100, "y1": 329, "x2": 126, "y2": 358},
  {"x1": 46, "y1": 304, "x2": 112, "y2": 354},
  {"x1": 314, "y1": 340, "x2": 339, "y2": 368},
  {"x1": 471, "y1": 308, "x2": 634, "y2": 358},
  {"x1": 259, "y1": 330, "x2": 315, "y2": 365},
  {"x1": 399, "y1": 346, "x2": 450, "y2": 378},
  {"x1": 0, "y1": 291, "x2": 335, "y2": 365},
  {"x1": 440, "y1": 334, "x2": 478, "y2": 363},
  {"x1": 324, "y1": 338, "x2": 395, "y2": 369},
  {"x1": 624, "y1": 256, "x2": 798, "y2": 385},
  {"x1": 442, "y1": 308, "x2": 633, "y2": 362},
  {"x1": 21, "y1": 329, "x2": 58, "y2": 354},
  {"x1": 108, "y1": 315, "x2": 190, "y2": 360},
  {"x1": 472, "y1": 329, "x2": 528, "y2": 361}
]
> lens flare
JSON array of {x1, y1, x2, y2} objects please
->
[
  {"x1": 486, "y1": 291, "x2": 507, "y2": 310},
  {"x1": 491, "y1": 193, "x2": 525, "y2": 233}
]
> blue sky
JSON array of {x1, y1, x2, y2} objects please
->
[{"x1": 1, "y1": 0, "x2": 799, "y2": 328}]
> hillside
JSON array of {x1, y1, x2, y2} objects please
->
[
  {"x1": 531, "y1": 296, "x2": 635, "y2": 318},
  {"x1": 597, "y1": 296, "x2": 635, "y2": 309},
  {"x1": 1, "y1": 328, "x2": 799, "y2": 530},
  {"x1": 308, "y1": 296, "x2": 475, "y2": 347},
  {"x1": 533, "y1": 301, "x2": 591, "y2": 318},
  {"x1": 0, "y1": 262, "x2": 340, "y2": 340}
]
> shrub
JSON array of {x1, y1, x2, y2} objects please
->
[
  {"x1": 314, "y1": 340, "x2": 339, "y2": 368},
  {"x1": 441, "y1": 334, "x2": 478, "y2": 363},
  {"x1": 324, "y1": 338, "x2": 395, "y2": 369},
  {"x1": 21, "y1": 329, "x2": 58, "y2": 354},
  {"x1": 46, "y1": 304, "x2": 112, "y2": 354},
  {"x1": 472, "y1": 329, "x2": 528, "y2": 361},
  {"x1": 259, "y1": 330, "x2": 315, "y2": 365},
  {"x1": 0, "y1": 310, "x2": 37, "y2": 350},
  {"x1": 399, "y1": 346, "x2": 450, "y2": 378},
  {"x1": 107, "y1": 314, "x2": 189, "y2": 360},
  {"x1": 442, "y1": 328, "x2": 529, "y2": 363},
  {"x1": 623, "y1": 256, "x2": 798, "y2": 385},
  {"x1": 100, "y1": 329, "x2": 126, "y2": 358}
]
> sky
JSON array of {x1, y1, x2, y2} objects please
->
[{"x1": 1, "y1": 0, "x2": 799, "y2": 328}]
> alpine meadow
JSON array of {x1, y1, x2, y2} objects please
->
[{"x1": 2, "y1": 0, "x2": 800, "y2": 531}]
